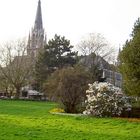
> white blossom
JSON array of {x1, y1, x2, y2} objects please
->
[{"x1": 83, "y1": 82, "x2": 131, "y2": 117}]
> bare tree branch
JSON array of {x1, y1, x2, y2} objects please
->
[
  {"x1": 77, "y1": 33, "x2": 114, "y2": 62},
  {"x1": 0, "y1": 39, "x2": 33, "y2": 98}
]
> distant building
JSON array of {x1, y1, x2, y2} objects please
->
[
  {"x1": 102, "y1": 69, "x2": 122, "y2": 88},
  {"x1": 21, "y1": 86, "x2": 44, "y2": 100},
  {"x1": 27, "y1": 0, "x2": 47, "y2": 57},
  {"x1": 79, "y1": 54, "x2": 122, "y2": 88},
  {"x1": 79, "y1": 54, "x2": 111, "y2": 70}
]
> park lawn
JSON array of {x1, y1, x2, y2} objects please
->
[{"x1": 0, "y1": 100, "x2": 140, "y2": 140}]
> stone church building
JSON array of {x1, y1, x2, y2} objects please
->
[
  {"x1": 27, "y1": 0, "x2": 47, "y2": 57},
  {"x1": 20, "y1": 0, "x2": 47, "y2": 99}
]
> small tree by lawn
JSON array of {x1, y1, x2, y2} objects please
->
[{"x1": 44, "y1": 65, "x2": 91, "y2": 113}]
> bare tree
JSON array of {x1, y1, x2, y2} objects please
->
[
  {"x1": 77, "y1": 33, "x2": 115, "y2": 81},
  {"x1": 0, "y1": 39, "x2": 33, "y2": 98},
  {"x1": 78, "y1": 33, "x2": 114, "y2": 60}
]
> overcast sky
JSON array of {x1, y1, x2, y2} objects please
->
[{"x1": 0, "y1": 0, "x2": 140, "y2": 50}]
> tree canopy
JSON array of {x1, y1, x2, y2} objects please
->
[
  {"x1": 35, "y1": 34, "x2": 77, "y2": 90},
  {"x1": 119, "y1": 18, "x2": 140, "y2": 96}
]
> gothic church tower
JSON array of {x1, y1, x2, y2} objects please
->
[{"x1": 27, "y1": 0, "x2": 46, "y2": 57}]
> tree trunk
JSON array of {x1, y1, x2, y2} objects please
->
[
  {"x1": 65, "y1": 103, "x2": 77, "y2": 113},
  {"x1": 15, "y1": 87, "x2": 21, "y2": 99}
]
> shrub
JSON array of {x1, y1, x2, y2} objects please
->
[
  {"x1": 83, "y1": 82, "x2": 131, "y2": 117},
  {"x1": 44, "y1": 65, "x2": 91, "y2": 113}
]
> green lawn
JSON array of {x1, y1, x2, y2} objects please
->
[{"x1": 0, "y1": 100, "x2": 140, "y2": 140}]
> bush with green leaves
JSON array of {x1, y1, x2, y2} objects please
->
[{"x1": 83, "y1": 82, "x2": 131, "y2": 117}]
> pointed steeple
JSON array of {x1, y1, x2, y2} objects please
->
[
  {"x1": 119, "y1": 47, "x2": 121, "y2": 54},
  {"x1": 44, "y1": 34, "x2": 47, "y2": 44},
  {"x1": 34, "y1": 0, "x2": 43, "y2": 30},
  {"x1": 27, "y1": 0, "x2": 46, "y2": 57},
  {"x1": 27, "y1": 32, "x2": 30, "y2": 45},
  {"x1": 116, "y1": 47, "x2": 121, "y2": 66}
]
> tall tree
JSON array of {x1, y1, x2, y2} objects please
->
[
  {"x1": 119, "y1": 18, "x2": 140, "y2": 96},
  {"x1": 35, "y1": 34, "x2": 77, "y2": 90},
  {"x1": 78, "y1": 33, "x2": 114, "y2": 81},
  {"x1": 0, "y1": 40, "x2": 33, "y2": 98}
]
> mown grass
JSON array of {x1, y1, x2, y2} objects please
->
[{"x1": 0, "y1": 100, "x2": 140, "y2": 140}]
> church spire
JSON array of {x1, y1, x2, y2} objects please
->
[
  {"x1": 34, "y1": 0, "x2": 43, "y2": 30},
  {"x1": 27, "y1": 0, "x2": 46, "y2": 57}
]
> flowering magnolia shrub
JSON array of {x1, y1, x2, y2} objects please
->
[{"x1": 83, "y1": 82, "x2": 131, "y2": 117}]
